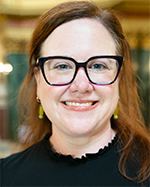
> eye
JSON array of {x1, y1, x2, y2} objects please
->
[
  {"x1": 45, "y1": 59, "x2": 75, "y2": 71},
  {"x1": 91, "y1": 63, "x2": 107, "y2": 70},
  {"x1": 92, "y1": 64, "x2": 105, "y2": 69},
  {"x1": 53, "y1": 61, "x2": 74, "y2": 70},
  {"x1": 55, "y1": 64, "x2": 69, "y2": 70}
]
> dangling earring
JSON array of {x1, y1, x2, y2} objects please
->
[
  {"x1": 39, "y1": 104, "x2": 44, "y2": 119},
  {"x1": 113, "y1": 106, "x2": 118, "y2": 119},
  {"x1": 36, "y1": 96, "x2": 44, "y2": 119}
]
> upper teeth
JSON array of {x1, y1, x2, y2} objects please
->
[{"x1": 65, "y1": 102, "x2": 93, "y2": 106}]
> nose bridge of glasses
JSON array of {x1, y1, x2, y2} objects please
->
[
  {"x1": 76, "y1": 62, "x2": 87, "y2": 70},
  {"x1": 74, "y1": 62, "x2": 89, "y2": 83},
  {"x1": 76, "y1": 61, "x2": 89, "y2": 76}
]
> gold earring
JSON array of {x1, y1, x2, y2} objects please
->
[
  {"x1": 36, "y1": 96, "x2": 40, "y2": 103},
  {"x1": 36, "y1": 96, "x2": 44, "y2": 119},
  {"x1": 39, "y1": 104, "x2": 44, "y2": 119},
  {"x1": 113, "y1": 106, "x2": 118, "y2": 119}
]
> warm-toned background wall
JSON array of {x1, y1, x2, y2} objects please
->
[{"x1": 0, "y1": 0, "x2": 149, "y2": 143}]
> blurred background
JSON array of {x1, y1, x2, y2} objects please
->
[{"x1": 0, "y1": 0, "x2": 149, "y2": 157}]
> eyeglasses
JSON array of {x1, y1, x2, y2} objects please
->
[{"x1": 36, "y1": 55, "x2": 123, "y2": 86}]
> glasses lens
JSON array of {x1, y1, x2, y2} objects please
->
[
  {"x1": 87, "y1": 58, "x2": 119, "y2": 84},
  {"x1": 44, "y1": 58, "x2": 75, "y2": 85}
]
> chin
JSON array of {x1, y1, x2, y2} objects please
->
[{"x1": 64, "y1": 122, "x2": 98, "y2": 137}]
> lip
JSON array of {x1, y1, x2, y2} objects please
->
[{"x1": 61, "y1": 100, "x2": 99, "y2": 112}]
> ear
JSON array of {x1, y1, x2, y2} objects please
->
[
  {"x1": 34, "y1": 67, "x2": 40, "y2": 97},
  {"x1": 34, "y1": 67, "x2": 39, "y2": 82}
]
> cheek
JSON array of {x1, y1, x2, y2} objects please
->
[
  {"x1": 36, "y1": 72, "x2": 57, "y2": 100},
  {"x1": 38, "y1": 80, "x2": 67, "y2": 110},
  {"x1": 39, "y1": 86, "x2": 59, "y2": 121},
  {"x1": 96, "y1": 82, "x2": 119, "y2": 102},
  {"x1": 40, "y1": 86, "x2": 58, "y2": 104},
  {"x1": 40, "y1": 85, "x2": 70, "y2": 124}
]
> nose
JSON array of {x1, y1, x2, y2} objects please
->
[{"x1": 69, "y1": 67, "x2": 93, "y2": 94}]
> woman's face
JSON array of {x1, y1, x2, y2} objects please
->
[{"x1": 35, "y1": 18, "x2": 119, "y2": 137}]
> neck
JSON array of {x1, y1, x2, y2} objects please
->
[{"x1": 49, "y1": 125, "x2": 116, "y2": 158}]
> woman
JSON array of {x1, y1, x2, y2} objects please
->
[{"x1": 1, "y1": 1, "x2": 149, "y2": 186}]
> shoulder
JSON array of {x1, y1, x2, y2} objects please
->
[
  {"x1": 1, "y1": 143, "x2": 35, "y2": 170},
  {"x1": 0, "y1": 134, "x2": 52, "y2": 186},
  {"x1": 0, "y1": 159, "x2": 4, "y2": 168},
  {"x1": 1, "y1": 134, "x2": 50, "y2": 170}
]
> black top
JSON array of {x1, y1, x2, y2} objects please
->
[{"x1": 0, "y1": 133, "x2": 149, "y2": 186}]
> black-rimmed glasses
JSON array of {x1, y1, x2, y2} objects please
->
[{"x1": 36, "y1": 56, "x2": 123, "y2": 86}]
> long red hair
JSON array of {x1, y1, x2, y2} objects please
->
[{"x1": 18, "y1": 1, "x2": 150, "y2": 184}]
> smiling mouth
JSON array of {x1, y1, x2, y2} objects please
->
[{"x1": 64, "y1": 101, "x2": 97, "y2": 106}]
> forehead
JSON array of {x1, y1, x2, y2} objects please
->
[{"x1": 41, "y1": 18, "x2": 116, "y2": 58}]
